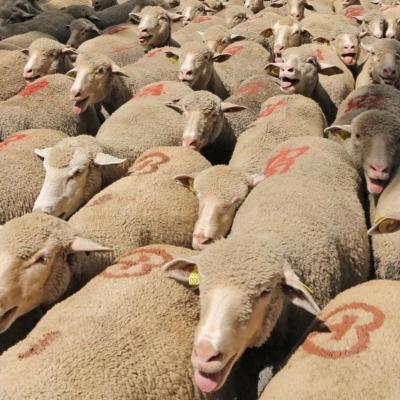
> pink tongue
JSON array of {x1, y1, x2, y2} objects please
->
[
  {"x1": 73, "y1": 103, "x2": 83, "y2": 115},
  {"x1": 367, "y1": 177, "x2": 385, "y2": 195},
  {"x1": 194, "y1": 370, "x2": 220, "y2": 393},
  {"x1": 281, "y1": 80, "x2": 292, "y2": 89},
  {"x1": 343, "y1": 55, "x2": 353, "y2": 64}
]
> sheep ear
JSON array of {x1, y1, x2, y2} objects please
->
[
  {"x1": 91, "y1": 25, "x2": 102, "y2": 34},
  {"x1": 221, "y1": 102, "x2": 246, "y2": 112},
  {"x1": 61, "y1": 46, "x2": 78, "y2": 55},
  {"x1": 21, "y1": 48, "x2": 29, "y2": 55},
  {"x1": 174, "y1": 174, "x2": 195, "y2": 191},
  {"x1": 259, "y1": 27, "x2": 273, "y2": 38},
  {"x1": 162, "y1": 257, "x2": 199, "y2": 285},
  {"x1": 265, "y1": 62, "x2": 281, "y2": 77},
  {"x1": 230, "y1": 33, "x2": 245, "y2": 41},
  {"x1": 269, "y1": 0, "x2": 285, "y2": 7},
  {"x1": 282, "y1": 263, "x2": 321, "y2": 316},
  {"x1": 368, "y1": 215, "x2": 400, "y2": 235},
  {"x1": 354, "y1": 15, "x2": 364, "y2": 23},
  {"x1": 88, "y1": 15, "x2": 100, "y2": 22},
  {"x1": 129, "y1": 12, "x2": 141, "y2": 23},
  {"x1": 168, "y1": 12, "x2": 184, "y2": 21},
  {"x1": 165, "y1": 100, "x2": 184, "y2": 113},
  {"x1": 66, "y1": 67, "x2": 78, "y2": 78},
  {"x1": 304, "y1": 1, "x2": 315, "y2": 10},
  {"x1": 319, "y1": 62, "x2": 343, "y2": 75},
  {"x1": 34, "y1": 147, "x2": 51, "y2": 159},
  {"x1": 165, "y1": 50, "x2": 180, "y2": 63},
  {"x1": 248, "y1": 173, "x2": 265, "y2": 188},
  {"x1": 111, "y1": 63, "x2": 129, "y2": 77},
  {"x1": 69, "y1": 237, "x2": 112, "y2": 253},
  {"x1": 94, "y1": 153, "x2": 126, "y2": 166},
  {"x1": 324, "y1": 125, "x2": 352, "y2": 141},
  {"x1": 212, "y1": 53, "x2": 231, "y2": 62}
]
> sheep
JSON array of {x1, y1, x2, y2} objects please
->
[
  {"x1": 330, "y1": 83, "x2": 400, "y2": 125},
  {"x1": 65, "y1": 146, "x2": 210, "y2": 276},
  {"x1": 0, "y1": 243, "x2": 254, "y2": 399},
  {"x1": 325, "y1": 110, "x2": 400, "y2": 196},
  {"x1": 356, "y1": 38, "x2": 400, "y2": 89},
  {"x1": 244, "y1": 0, "x2": 264, "y2": 14},
  {"x1": 266, "y1": 43, "x2": 354, "y2": 123},
  {"x1": 0, "y1": 49, "x2": 28, "y2": 100},
  {"x1": 0, "y1": 129, "x2": 67, "y2": 224},
  {"x1": 0, "y1": 212, "x2": 112, "y2": 334},
  {"x1": 177, "y1": 0, "x2": 213, "y2": 26},
  {"x1": 267, "y1": 0, "x2": 333, "y2": 20},
  {"x1": 1, "y1": 31, "x2": 56, "y2": 48},
  {"x1": 66, "y1": 17, "x2": 102, "y2": 48},
  {"x1": 164, "y1": 136, "x2": 369, "y2": 395},
  {"x1": 96, "y1": 85, "x2": 244, "y2": 164},
  {"x1": 223, "y1": 5, "x2": 247, "y2": 28},
  {"x1": 259, "y1": 280, "x2": 400, "y2": 399},
  {"x1": 32, "y1": 135, "x2": 126, "y2": 219},
  {"x1": 166, "y1": 40, "x2": 272, "y2": 99},
  {"x1": 355, "y1": 10, "x2": 387, "y2": 38},
  {"x1": 92, "y1": 0, "x2": 116, "y2": 11},
  {"x1": 0, "y1": 74, "x2": 101, "y2": 141},
  {"x1": 383, "y1": 6, "x2": 400, "y2": 39},
  {"x1": 0, "y1": 42, "x2": 21, "y2": 50},
  {"x1": 21, "y1": 38, "x2": 77, "y2": 81},
  {"x1": 175, "y1": 95, "x2": 326, "y2": 247},
  {"x1": 197, "y1": 24, "x2": 245, "y2": 54}
]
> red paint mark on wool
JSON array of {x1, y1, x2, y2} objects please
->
[
  {"x1": 224, "y1": 44, "x2": 244, "y2": 56},
  {"x1": 101, "y1": 247, "x2": 173, "y2": 278},
  {"x1": 87, "y1": 193, "x2": 113, "y2": 207},
  {"x1": 345, "y1": 6, "x2": 363, "y2": 19},
  {"x1": 344, "y1": 94, "x2": 383, "y2": 113},
  {"x1": 18, "y1": 331, "x2": 61, "y2": 359},
  {"x1": 105, "y1": 25, "x2": 129, "y2": 35},
  {"x1": 18, "y1": 80, "x2": 48, "y2": 97},
  {"x1": 0, "y1": 133, "x2": 28, "y2": 150},
  {"x1": 315, "y1": 49, "x2": 324, "y2": 61},
  {"x1": 303, "y1": 302, "x2": 385, "y2": 359},
  {"x1": 146, "y1": 48, "x2": 163, "y2": 58},
  {"x1": 258, "y1": 98, "x2": 288, "y2": 118},
  {"x1": 135, "y1": 83, "x2": 164, "y2": 98},
  {"x1": 130, "y1": 151, "x2": 170, "y2": 175},
  {"x1": 113, "y1": 44, "x2": 136, "y2": 53},
  {"x1": 238, "y1": 81, "x2": 263, "y2": 95},
  {"x1": 192, "y1": 16, "x2": 212, "y2": 23},
  {"x1": 264, "y1": 146, "x2": 310, "y2": 177}
]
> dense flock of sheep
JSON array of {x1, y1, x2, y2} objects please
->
[{"x1": 1, "y1": 0, "x2": 400, "y2": 397}]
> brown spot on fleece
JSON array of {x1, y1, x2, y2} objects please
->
[
  {"x1": 259, "y1": 280, "x2": 400, "y2": 400},
  {"x1": 231, "y1": 136, "x2": 370, "y2": 308},
  {"x1": 0, "y1": 129, "x2": 67, "y2": 224}
]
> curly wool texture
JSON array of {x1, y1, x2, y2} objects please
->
[
  {"x1": 0, "y1": 50, "x2": 28, "y2": 101},
  {"x1": 224, "y1": 74, "x2": 281, "y2": 140},
  {"x1": 0, "y1": 74, "x2": 100, "y2": 141},
  {"x1": 2, "y1": 32, "x2": 56, "y2": 48},
  {"x1": 260, "y1": 280, "x2": 400, "y2": 400},
  {"x1": 181, "y1": 89, "x2": 221, "y2": 113},
  {"x1": 29, "y1": 38, "x2": 64, "y2": 54},
  {"x1": 334, "y1": 84, "x2": 400, "y2": 125},
  {"x1": 230, "y1": 94, "x2": 326, "y2": 174},
  {"x1": 214, "y1": 40, "x2": 272, "y2": 95},
  {"x1": 68, "y1": 146, "x2": 211, "y2": 282},
  {"x1": 96, "y1": 81, "x2": 193, "y2": 163},
  {"x1": 0, "y1": 213, "x2": 77, "y2": 260},
  {"x1": 282, "y1": 43, "x2": 354, "y2": 123},
  {"x1": 0, "y1": 245, "x2": 209, "y2": 400},
  {"x1": 0, "y1": 129, "x2": 67, "y2": 224},
  {"x1": 231, "y1": 136, "x2": 370, "y2": 307}
]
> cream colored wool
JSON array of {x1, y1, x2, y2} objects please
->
[
  {"x1": 1, "y1": 32, "x2": 56, "y2": 48},
  {"x1": 0, "y1": 50, "x2": 28, "y2": 100},
  {"x1": 0, "y1": 129, "x2": 67, "y2": 224},
  {"x1": 260, "y1": 280, "x2": 400, "y2": 400},
  {"x1": 0, "y1": 74, "x2": 101, "y2": 140},
  {"x1": 41, "y1": 0, "x2": 92, "y2": 10},
  {"x1": 282, "y1": 43, "x2": 354, "y2": 123},
  {"x1": 0, "y1": 42, "x2": 20, "y2": 50},
  {"x1": 333, "y1": 84, "x2": 400, "y2": 125},
  {"x1": 96, "y1": 80, "x2": 193, "y2": 162},
  {"x1": 214, "y1": 40, "x2": 272, "y2": 95},
  {"x1": 68, "y1": 146, "x2": 211, "y2": 279},
  {"x1": 223, "y1": 74, "x2": 281, "y2": 140},
  {"x1": 172, "y1": 15, "x2": 226, "y2": 44},
  {"x1": 231, "y1": 136, "x2": 370, "y2": 307},
  {"x1": 78, "y1": 24, "x2": 144, "y2": 67},
  {"x1": 229, "y1": 94, "x2": 326, "y2": 174}
]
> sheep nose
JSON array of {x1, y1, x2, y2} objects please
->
[
  {"x1": 370, "y1": 164, "x2": 389, "y2": 173},
  {"x1": 139, "y1": 27, "x2": 147, "y2": 33},
  {"x1": 70, "y1": 89, "x2": 82, "y2": 99},
  {"x1": 283, "y1": 66, "x2": 295, "y2": 73},
  {"x1": 193, "y1": 341, "x2": 222, "y2": 364},
  {"x1": 291, "y1": 13, "x2": 300, "y2": 19},
  {"x1": 344, "y1": 44, "x2": 355, "y2": 50},
  {"x1": 193, "y1": 233, "x2": 213, "y2": 249},
  {"x1": 274, "y1": 45, "x2": 284, "y2": 52},
  {"x1": 182, "y1": 138, "x2": 199, "y2": 149},
  {"x1": 181, "y1": 69, "x2": 193, "y2": 78}
]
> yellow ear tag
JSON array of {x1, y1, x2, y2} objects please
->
[
  {"x1": 169, "y1": 55, "x2": 179, "y2": 64},
  {"x1": 301, "y1": 282, "x2": 313, "y2": 294},
  {"x1": 377, "y1": 217, "x2": 397, "y2": 233},
  {"x1": 189, "y1": 268, "x2": 200, "y2": 286},
  {"x1": 188, "y1": 178, "x2": 194, "y2": 192}
]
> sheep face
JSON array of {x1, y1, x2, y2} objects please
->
[
  {"x1": 385, "y1": 16, "x2": 400, "y2": 40},
  {"x1": 199, "y1": 26, "x2": 237, "y2": 54},
  {"x1": 178, "y1": 0, "x2": 210, "y2": 25},
  {"x1": 66, "y1": 18, "x2": 102, "y2": 49},
  {"x1": 360, "y1": 15, "x2": 387, "y2": 39},
  {"x1": 331, "y1": 32, "x2": 359, "y2": 66},
  {"x1": 91, "y1": 0, "x2": 117, "y2": 11},
  {"x1": 244, "y1": 0, "x2": 264, "y2": 14}
]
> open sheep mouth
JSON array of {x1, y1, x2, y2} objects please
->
[
  {"x1": 194, "y1": 354, "x2": 237, "y2": 393},
  {"x1": 139, "y1": 34, "x2": 152, "y2": 44},
  {"x1": 181, "y1": 77, "x2": 194, "y2": 85},
  {"x1": 0, "y1": 306, "x2": 18, "y2": 332},
  {"x1": 72, "y1": 97, "x2": 89, "y2": 115},
  {"x1": 280, "y1": 76, "x2": 299, "y2": 91},
  {"x1": 380, "y1": 75, "x2": 396, "y2": 85},
  {"x1": 365, "y1": 174, "x2": 387, "y2": 195},
  {"x1": 274, "y1": 53, "x2": 283, "y2": 63},
  {"x1": 24, "y1": 75, "x2": 40, "y2": 83},
  {"x1": 341, "y1": 52, "x2": 356, "y2": 65}
]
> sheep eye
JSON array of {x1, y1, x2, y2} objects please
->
[
  {"x1": 292, "y1": 30, "x2": 299, "y2": 35},
  {"x1": 258, "y1": 288, "x2": 271, "y2": 298},
  {"x1": 35, "y1": 255, "x2": 48, "y2": 264}
]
